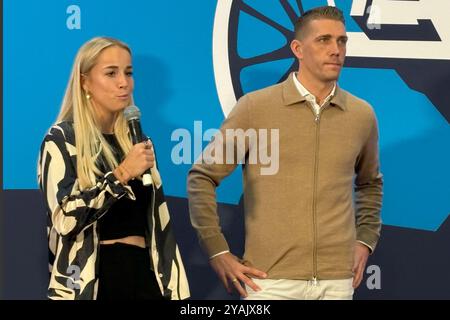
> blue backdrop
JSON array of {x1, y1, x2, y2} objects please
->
[{"x1": 2, "y1": 0, "x2": 450, "y2": 299}]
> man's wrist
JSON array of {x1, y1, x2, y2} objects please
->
[
  {"x1": 209, "y1": 250, "x2": 229, "y2": 260},
  {"x1": 357, "y1": 240, "x2": 373, "y2": 254}
]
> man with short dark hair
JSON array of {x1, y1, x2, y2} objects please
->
[{"x1": 188, "y1": 6, "x2": 383, "y2": 300}]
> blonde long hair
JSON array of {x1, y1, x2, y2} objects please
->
[{"x1": 57, "y1": 37, "x2": 133, "y2": 190}]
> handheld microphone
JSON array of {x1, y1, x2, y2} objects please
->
[{"x1": 123, "y1": 105, "x2": 153, "y2": 186}]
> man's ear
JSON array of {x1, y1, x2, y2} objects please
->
[{"x1": 290, "y1": 39, "x2": 303, "y2": 60}]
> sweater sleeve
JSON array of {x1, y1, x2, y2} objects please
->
[
  {"x1": 38, "y1": 125, "x2": 135, "y2": 239},
  {"x1": 354, "y1": 110, "x2": 383, "y2": 252},
  {"x1": 187, "y1": 95, "x2": 251, "y2": 257}
]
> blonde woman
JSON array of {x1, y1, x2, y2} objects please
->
[{"x1": 38, "y1": 37, "x2": 190, "y2": 300}]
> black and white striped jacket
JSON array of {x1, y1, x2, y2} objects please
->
[{"x1": 38, "y1": 121, "x2": 190, "y2": 300}]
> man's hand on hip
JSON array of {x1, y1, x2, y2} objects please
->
[{"x1": 210, "y1": 252, "x2": 267, "y2": 298}]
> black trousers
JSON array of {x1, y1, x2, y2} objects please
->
[{"x1": 96, "y1": 243, "x2": 165, "y2": 300}]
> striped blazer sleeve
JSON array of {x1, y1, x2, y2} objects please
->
[{"x1": 38, "y1": 123, "x2": 135, "y2": 239}]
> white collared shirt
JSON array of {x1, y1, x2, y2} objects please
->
[{"x1": 292, "y1": 73, "x2": 336, "y2": 116}]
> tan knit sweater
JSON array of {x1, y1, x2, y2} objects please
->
[{"x1": 188, "y1": 74, "x2": 383, "y2": 280}]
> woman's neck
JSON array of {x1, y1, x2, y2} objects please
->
[{"x1": 93, "y1": 108, "x2": 117, "y2": 134}]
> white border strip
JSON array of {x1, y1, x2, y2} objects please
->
[{"x1": 213, "y1": 0, "x2": 237, "y2": 117}]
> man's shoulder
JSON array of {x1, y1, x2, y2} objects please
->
[
  {"x1": 243, "y1": 81, "x2": 285, "y2": 106},
  {"x1": 337, "y1": 87, "x2": 375, "y2": 117}
]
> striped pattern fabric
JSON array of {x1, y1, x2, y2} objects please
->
[{"x1": 38, "y1": 121, "x2": 190, "y2": 300}]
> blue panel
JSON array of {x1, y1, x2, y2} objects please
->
[
  {"x1": 334, "y1": 0, "x2": 361, "y2": 32},
  {"x1": 243, "y1": 0, "x2": 296, "y2": 31},
  {"x1": 3, "y1": 0, "x2": 222, "y2": 202},
  {"x1": 3, "y1": 0, "x2": 449, "y2": 231},
  {"x1": 238, "y1": 10, "x2": 288, "y2": 59},
  {"x1": 240, "y1": 58, "x2": 294, "y2": 94},
  {"x1": 340, "y1": 68, "x2": 450, "y2": 231}
]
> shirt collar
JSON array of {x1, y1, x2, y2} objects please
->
[
  {"x1": 292, "y1": 72, "x2": 336, "y2": 107},
  {"x1": 282, "y1": 72, "x2": 346, "y2": 111}
]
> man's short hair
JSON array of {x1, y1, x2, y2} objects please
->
[{"x1": 294, "y1": 6, "x2": 345, "y2": 40}]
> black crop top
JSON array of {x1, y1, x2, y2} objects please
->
[{"x1": 98, "y1": 134, "x2": 152, "y2": 241}]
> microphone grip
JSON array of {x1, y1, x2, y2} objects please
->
[
  {"x1": 128, "y1": 119, "x2": 153, "y2": 186},
  {"x1": 129, "y1": 119, "x2": 144, "y2": 145}
]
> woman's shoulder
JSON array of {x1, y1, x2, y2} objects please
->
[{"x1": 45, "y1": 120, "x2": 75, "y2": 145}]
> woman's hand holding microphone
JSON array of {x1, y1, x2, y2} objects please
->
[{"x1": 114, "y1": 140, "x2": 154, "y2": 185}]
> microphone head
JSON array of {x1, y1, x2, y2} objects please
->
[{"x1": 124, "y1": 105, "x2": 141, "y2": 121}]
